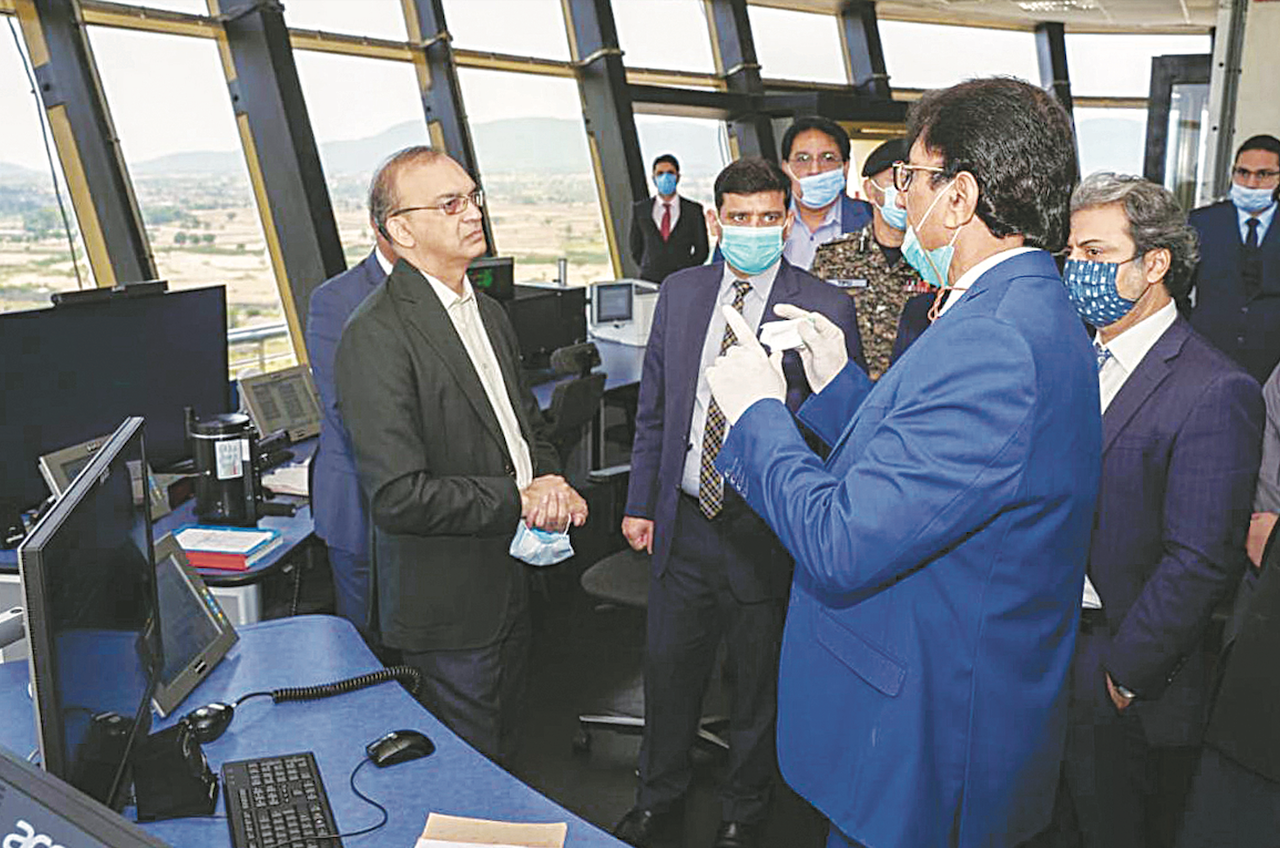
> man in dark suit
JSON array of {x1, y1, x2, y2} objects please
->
[
  {"x1": 305, "y1": 188, "x2": 398, "y2": 633},
  {"x1": 779, "y1": 116, "x2": 873, "y2": 271},
  {"x1": 1035, "y1": 173, "x2": 1263, "y2": 848},
  {"x1": 706, "y1": 78, "x2": 1101, "y2": 848},
  {"x1": 613, "y1": 158, "x2": 863, "y2": 848},
  {"x1": 629, "y1": 154, "x2": 709, "y2": 283},
  {"x1": 334, "y1": 147, "x2": 588, "y2": 764},
  {"x1": 1188, "y1": 134, "x2": 1280, "y2": 383}
]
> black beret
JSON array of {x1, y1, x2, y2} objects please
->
[{"x1": 861, "y1": 138, "x2": 907, "y2": 178}]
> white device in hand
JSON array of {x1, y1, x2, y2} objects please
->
[{"x1": 758, "y1": 319, "x2": 806, "y2": 352}]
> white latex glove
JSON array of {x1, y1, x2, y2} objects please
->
[
  {"x1": 772, "y1": 303, "x2": 847, "y2": 393},
  {"x1": 706, "y1": 306, "x2": 786, "y2": 425}
]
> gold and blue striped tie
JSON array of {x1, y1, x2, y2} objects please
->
[{"x1": 697, "y1": 279, "x2": 754, "y2": 519}]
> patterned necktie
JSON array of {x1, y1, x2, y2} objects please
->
[
  {"x1": 1094, "y1": 340, "x2": 1113, "y2": 372},
  {"x1": 660, "y1": 202, "x2": 672, "y2": 242},
  {"x1": 698, "y1": 280, "x2": 753, "y2": 519}
]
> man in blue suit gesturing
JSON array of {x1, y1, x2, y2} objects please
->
[{"x1": 706, "y1": 78, "x2": 1102, "y2": 848}]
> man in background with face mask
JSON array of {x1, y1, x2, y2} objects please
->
[
  {"x1": 629, "y1": 154, "x2": 710, "y2": 284},
  {"x1": 1188, "y1": 134, "x2": 1280, "y2": 383},
  {"x1": 810, "y1": 138, "x2": 931, "y2": 378},
  {"x1": 614, "y1": 157, "x2": 861, "y2": 848},
  {"x1": 704, "y1": 77, "x2": 1100, "y2": 848},
  {"x1": 1032, "y1": 172, "x2": 1263, "y2": 848},
  {"x1": 779, "y1": 116, "x2": 872, "y2": 271}
]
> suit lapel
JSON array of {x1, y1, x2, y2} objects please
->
[
  {"x1": 386, "y1": 264, "x2": 509, "y2": 456},
  {"x1": 764, "y1": 260, "x2": 801, "y2": 318},
  {"x1": 1101, "y1": 318, "x2": 1187, "y2": 454},
  {"x1": 671, "y1": 266, "x2": 723, "y2": 443}
]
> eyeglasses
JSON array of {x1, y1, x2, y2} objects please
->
[
  {"x1": 1233, "y1": 166, "x2": 1280, "y2": 184},
  {"x1": 788, "y1": 151, "x2": 843, "y2": 167},
  {"x1": 389, "y1": 188, "x2": 485, "y2": 219},
  {"x1": 892, "y1": 161, "x2": 946, "y2": 192}
]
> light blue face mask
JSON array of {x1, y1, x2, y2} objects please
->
[
  {"x1": 1230, "y1": 182, "x2": 1277, "y2": 215},
  {"x1": 719, "y1": 223, "x2": 784, "y2": 276},
  {"x1": 654, "y1": 172, "x2": 678, "y2": 197},
  {"x1": 1062, "y1": 258, "x2": 1140, "y2": 328},
  {"x1": 796, "y1": 167, "x2": 847, "y2": 210},
  {"x1": 875, "y1": 181, "x2": 908, "y2": 231},
  {"x1": 509, "y1": 521, "x2": 575, "y2": 567},
  {"x1": 901, "y1": 181, "x2": 959, "y2": 289}
]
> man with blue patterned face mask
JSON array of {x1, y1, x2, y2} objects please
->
[
  {"x1": 1188, "y1": 134, "x2": 1280, "y2": 383},
  {"x1": 629, "y1": 153, "x2": 710, "y2": 283},
  {"x1": 614, "y1": 157, "x2": 863, "y2": 848},
  {"x1": 1040, "y1": 172, "x2": 1264, "y2": 848},
  {"x1": 777, "y1": 116, "x2": 872, "y2": 271}
]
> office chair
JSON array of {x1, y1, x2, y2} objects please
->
[
  {"x1": 545, "y1": 343, "x2": 606, "y2": 486},
  {"x1": 0, "y1": 606, "x2": 25, "y2": 663}
]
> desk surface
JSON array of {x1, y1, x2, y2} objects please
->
[
  {"x1": 0, "y1": 615, "x2": 625, "y2": 847},
  {"x1": 530, "y1": 337, "x2": 644, "y2": 410}
]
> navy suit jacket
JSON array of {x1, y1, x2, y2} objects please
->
[
  {"x1": 624, "y1": 259, "x2": 863, "y2": 601},
  {"x1": 629, "y1": 196, "x2": 709, "y2": 283},
  {"x1": 717, "y1": 251, "x2": 1101, "y2": 847},
  {"x1": 1188, "y1": 200, "x2": 1280, "y2": 383},
  {"x1": 1082, "y1": 316, "x2": 1262, "y2": 745},
  {"x1": 305, "y1": 252, "x2": 386, "y2": 556}
]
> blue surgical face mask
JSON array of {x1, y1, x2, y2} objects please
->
[
  {"x1": 901, "y1": 181, "x2": 959, "y2": 289},
  {"x1": 1062, "y1": 258, "x2": 1141, "y2": 328},
  {"x1": 875, "y1": 181, "x2": 908, "y2": 230},
  {"x1": 718, "y1": 222, "x2": 785, "y2": 276},
  {"x1": 1230, "y1": 182, "x2": 1277, "y2": 215},
  {"x1": 796, "y1": 167, "x2": 847, "y2": 210},
  {"x1": 654, "y1": 172, "x2": 678, "y2": 197},
  {"x1": 509, "y1": 521, "x2": 575, "y2": 567}
]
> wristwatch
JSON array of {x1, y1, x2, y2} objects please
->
[{"x1": 1115, "y1": 682, "x2": 1137, "y2": 700}]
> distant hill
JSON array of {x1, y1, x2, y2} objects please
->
[{"x1": 0, "y1": 117, "x2": 727, "y2": 180}]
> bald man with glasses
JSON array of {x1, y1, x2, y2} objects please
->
[{"x1": 335, "y1": 146, "x2": 587, "y2": 765}]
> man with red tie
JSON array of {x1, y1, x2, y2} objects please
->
[{"x1": 629, "y1": 154, "x2": 710, "y2": 284}]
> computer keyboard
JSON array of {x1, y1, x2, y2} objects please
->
[{"x1": 222, "y1": 752, "x2": 342, "y2": 848}]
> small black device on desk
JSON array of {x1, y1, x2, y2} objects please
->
[
  {"x1": 366, "y1": 729, "x2": 435, "y2": 767},
  {"x1": 222, "y1": 752, "x2": 341, "y2": 848}
]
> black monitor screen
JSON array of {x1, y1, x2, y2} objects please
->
[
  {"x1": 155, "y1": 554, "x2": 220, "y2": 683},
  {"x1": 466, "y1": 256, "x2": 515, "y2": 302},
  {"x1": 594, "y1": 283, "x2": 633, "y2": 323},
  {"x1": 0, "y1": 745, "x2": 166, "y2": 847},
  {"x1": 0, "y1": 286, "x2": 230, "y2": 510},
  {"x1": 18, "y1": 417, "x2": 160, "y2": 810}
]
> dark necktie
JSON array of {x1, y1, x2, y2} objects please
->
[
  {"x1": 698, "y1": 279, "x2": 753, "y2": 519},
  {"x1": 1243, "y1": 218, "x2": 1262, "y2": 296},
  {"x1": 660, "y1": 202, "x2": 672, "y2": 242}
]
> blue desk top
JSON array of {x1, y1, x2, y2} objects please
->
[{"x1": 0, "y1": 615, "x2": 624, "y2": 847}]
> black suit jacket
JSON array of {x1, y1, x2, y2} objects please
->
[
  {"x1": 334, "y1": 260, "x2": 559, "y2": 652},
  {"x1": 629, "y1": 196, "x2": 709, "y2": 283}
]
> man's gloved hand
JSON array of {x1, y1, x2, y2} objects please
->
[
  {"x1": 706, "y1": 306, "x2": 786, "y2": 425},
  {"x1": 773, "y1": 303, "x2": 847, "y2": 393}
]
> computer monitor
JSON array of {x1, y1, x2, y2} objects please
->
[
  {"x1": 0, "y1": 286, "x2": 230, "y2": 512},
  {"x1": 593, "y1": 282, "x2": 633, "y2": 324},
  {"x1": 466, "y1": 256, "x2": 515, "y2": 302},
  {"x1": 238, "y1": 365, "x2": 321, "y2": 443},
  {"x1": 18, "y1": 416, "x2": 162, "y2": 811},
  {"x1": 0, "y1": 744, "x2": 167, "y2": 848}
]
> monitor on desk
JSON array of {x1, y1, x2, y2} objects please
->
[
  {"x1": 18, "y1": 417, "x2": 162, "y2": 811},
  {"x1": 0, "y1": 286, "x2": 230, "y2": 512},
  {"x1": 238, "y1": 365, "x2": 321, "y2": 443},
  {"x1": 466, "y1": 256, "x2": 515, "y2": 302},
  {"x1": 0, "y1": 745, "x2": 168, "y2": 848},
  {"x1": 593, "y1": 282, "x2": 633, "y2": 324}
]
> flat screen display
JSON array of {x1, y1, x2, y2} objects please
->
[
  {"x1": 0, "y1": 286, "x2": 230, "y2": 510},
  {"x1": 18, "y1": 417, "x2": 160, "y2": 810},
  {"x1": 594, "y1": 282, "x2": 633, "y2": 323}
]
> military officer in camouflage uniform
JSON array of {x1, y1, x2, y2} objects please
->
[{"x1": 811, "y1": 139, "x2": 931, "y2": 379}]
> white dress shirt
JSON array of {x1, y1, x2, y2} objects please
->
[
  {"x1": 1236, "y1": 199, "x2": 1277, "y2": 244},
  {"x1": 374, "y1": 246, "x2": 395, "y2": 276},
  {"x1": 680, "y1": 261, "x2": 781, "y2": 496},
  {"x1": 1081, "y1": 299, "x2": 1179, "y2": 609},
  {"x1": 783, "y1": 200, "x2": 843, "y2": 270},
  {"x1": 933, "y1": 246, "x2": 1037, "y2": 319},
  {"x1": 652, "y1": 195, "x2": 681, "y2": 231},
  {"x1": 423, "y1": 273, "x2": 534, "y2": 489}
]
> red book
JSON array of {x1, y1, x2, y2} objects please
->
[{"x1": 174, "y1": 525, "x2": 283, "y2": 571}]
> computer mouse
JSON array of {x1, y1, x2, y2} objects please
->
[
  {"x1": 181, "y1": 701, "x2": 235, "y2": 743},
  {"x1": 366, "y1": 729, "x2": 435, "y2": 767}
]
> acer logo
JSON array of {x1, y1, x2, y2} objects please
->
[{"x1": 2, "y1": 820, "x2": 66, "y2": 848}]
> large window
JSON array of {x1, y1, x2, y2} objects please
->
[
  {"x1": 87, "y1": 25, "x2": 290, "y2": 374},
  {"x1": 635, "y1": 114, "x2": 727, "y2": 214},
  {"x1": 1075, "y1": 107, "x2": 1147, "y2": 179},
  {"x1": 749, "y1": 6, "x2": 847, "y2": 84},
  {"x1": 613, "y1": 0, "x2": 715, "y2": 73},
  {"x1": 278, "y1": 0, "x2": 408, "y2": 41},
  {"x1": 444, "y1": 0, "x2": 570, "y2": 62},
  {"x1": 878, "y1": 22, "x2": 1040, "y2": 90},
  {"x1": 456, "y1": 68, "x2": 610, "y2": 285},
  {"x1": 292, "y1": 50, "x2": 427, "y2": 264},
  {"x1": 0, "y1": 24, "x2": 96, "y2": 311},
  {"x1": 1066, "y1": 34, "x2": 1212, "y2": 97}
]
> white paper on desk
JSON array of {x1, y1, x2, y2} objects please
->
[
  {"x1": 261, "y1": 458, "x2": 310, "y2": 497},
  {"x1": 758, "y1": 319, "x2": 805, "y2": 352},
  {"x1": 416, "y1": 813, "x2": 566, "y2": 848}
]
